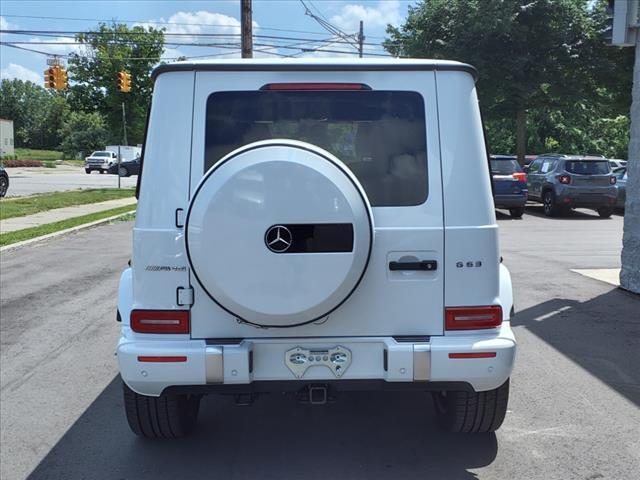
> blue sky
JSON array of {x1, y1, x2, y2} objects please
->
[{"x1": 0, "y1": 0, "x2": 412, "y2": 83}]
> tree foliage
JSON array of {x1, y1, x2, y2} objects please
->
[
  {"x1": 0, "y1": 79, "x2": 70, "y2": 149},
  {"x1": 67, "y1": 23, "x2": 165, "y2": 145},
  {"x1": 385, "y1": 0, "x2": 633, "y2": 160},
  {"x1": 58, "y1": 111, "x2": 109, "y2": 158}
]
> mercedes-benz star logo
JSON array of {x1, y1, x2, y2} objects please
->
[{"x1": 265, "y1": 225, "x2": 293, "y2": 253}]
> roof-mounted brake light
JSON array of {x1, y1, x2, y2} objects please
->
[{"x1": 260, "y1": 83, "x2": 371, "y2": 91}]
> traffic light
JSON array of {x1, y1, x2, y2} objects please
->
[
  {"x1": 117, "y1": 71, "x2": 132, "y2": 92},
  {"x1": 44, "y1": 67, "x2": 56, "y2": 89},
  {"x1": 55, "y1": 67, "x2": 68, "y2": 90},
  {"x1": 43, "y1": 66, "x2": 68, "y2": 90}
]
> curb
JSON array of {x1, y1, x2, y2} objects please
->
[{"x1": 0, "y1": 210, "x2": 135, "y2": 253}]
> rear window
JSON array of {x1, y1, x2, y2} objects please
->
[
  {"x1": 490, "y1": 158, "x2": 522, "y2": 174},
  {"x1": 564, "y1": 160, "x2": 610, "y2": 175},
  {"x1": 205, "y1": 90, "x2": 427, "y2": 207}
]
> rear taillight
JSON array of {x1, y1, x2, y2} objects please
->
[
  {"x1": 558, "y1": 174, "x2": 571, "y2": 184},
  {"x1": 445, "y1": 306, "x2": 503, "y2": 330},
  {"x1": 260, "y1": 83, "x2": 371, "y2": 91},
  {"x1": 512, "y1": 172, "x2": 527, "y2": 182},
  {"x1": 610, "y1": 176, "x2": 617, "y2": 185},
  {"x1": 130, "y1": 310, "x2": 190, "y2": 334}
]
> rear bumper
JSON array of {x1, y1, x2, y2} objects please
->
[
  {"x1": 118, "y1": 322, "x2": 516, "y2": 397},
  {"x1": 494, "y1": 194, "x2": 527, "y2": 209},
  {"x1": 555, "y1": 186, "x2": 617, "y2": 208}
]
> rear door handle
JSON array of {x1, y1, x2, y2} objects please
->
[{"x1": 389, "y1": 260, "x2": 437, "y2": 271}]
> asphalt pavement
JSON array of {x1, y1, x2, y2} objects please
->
[
  {"x1": 4, "y1": 166, "x2": 136, "y2": 196},
  {"x1": 0, "y1": 208, "x2": 638, "y2": 480}
]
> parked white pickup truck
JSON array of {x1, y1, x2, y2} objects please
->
[{"x1": 84, "y1": 150, "x2": 117, "y2": 174}]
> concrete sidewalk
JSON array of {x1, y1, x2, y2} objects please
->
[{"x1": 0, "y1": 197, "x2": 137, "y2": 233}]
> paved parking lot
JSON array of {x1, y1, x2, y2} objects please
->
[
  {"x1": 1, "y1": 208, "x2": 638, "y2": 479},
  {"x1": 4, "y1": 166, "x2": 136, "y2": 196}
]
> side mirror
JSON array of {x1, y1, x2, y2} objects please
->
[{"x1": 523, "y1": 167, "x2": 530, "y2": 173}]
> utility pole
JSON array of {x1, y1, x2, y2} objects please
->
[
  {"x1": 611, "y1": 0, "x2": 640, "y2": 293},
  {"x1": 121, "y1": 102, "x2": 128, "y2": 146},
  {"x1": 119, "y1": 102, "x2": 127, "y2": 189},
  {"x1": 241, "y1": 0, "x2": 253, "y2": 58},
  {"x1": 358, "y1": 20, "x2": 364, "y2": 58},
  {"x1": 621, "y1": 31, "x2": 640, "y2": 293}
]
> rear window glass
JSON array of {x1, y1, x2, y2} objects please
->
[
  {"x1": 564, "y1": 161, "x2": 610, "y2": 175},
  {"x1": 205, "y1": 90, "x2": 427, "y2": 207},
  {"x1": 490, "y1": 159, "x2": 522, "y2": 174}
]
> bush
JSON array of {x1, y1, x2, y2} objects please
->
[
  {"x1": 2, "y1": 159, "x2": 43, "y2": 167},
  {"x1": 43, "y1": 161, "x2": 56, "y2": 168}
]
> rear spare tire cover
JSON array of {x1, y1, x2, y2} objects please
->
[{"x1": 186, "y1": 140, "x2": 373, "y2": 327}]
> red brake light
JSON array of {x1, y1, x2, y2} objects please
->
[
  {"x1": 449, "y1": 352, "x2": 497, "y2": 359},
  {"x1": 131, "y1": 310, "x2": 190, "y2": 334},
  {"x1": 512, "y1": 172, "x2": 527, "y2": 182},
  {"x1": 138, "y1": 356, "x2": 187, "y2": 362},
  {"x1": 260, "y1": 83, "x2": 371, "y2": 91},
  {"x1": 445, "y1": 306, "x2": 503, "y2": 330},
  {"x1": 558, "y1": 174, "x2": 571, "y2": 184},
  {"x1": 610, "y1": 176, "x2": 617, "y2": 185}
]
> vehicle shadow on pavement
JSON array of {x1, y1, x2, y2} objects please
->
[
  {"x1": 523, "y1": 205, "x2": 604, "y2": 220},
  {"x1": 28, "y1": 377, "x2": 497, "y2": 480},
  {"x1": 512, "y1": 288, "x2": 640, "y2": 407}
]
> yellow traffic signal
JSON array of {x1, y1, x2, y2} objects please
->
[
  {"x1": 55, "y1": 67, "x2": 68, "y2": 90},
  {"x1": 44, "y1": 67, "x2": 56, "y2": 89},
  {"x1": 117, "y1": 71, "x2": 131, "y2": 92},
  {"x1": 43, "y1": 66, "x2": 68, "y2": 90}
]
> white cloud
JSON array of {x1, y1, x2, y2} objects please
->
[
  {"x1": 1, "y1": 16, "x2": 15, "y2": 30},
  {"x1": 28, "y1": 36, "x2": 83, "y2": 55},
  {"x1": 330, "y1": 0, "x2": 402, "y2": 32},
  {"x1": 1, "y1": 63, "x2": 41, "y2": 84},
  {"x1": 141, "y1": 10, "x2": 258, "y2": 42}
]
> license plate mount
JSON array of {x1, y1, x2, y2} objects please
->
[{"x1": 285, "y1": 345, "x2": 352, "y2": 379}]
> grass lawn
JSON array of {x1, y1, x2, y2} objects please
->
[
  {"x1": 14, "y1": 148, "x2": 63, "y2": 161},
  {"x1": 0, "y1": 204, "x2": 136, "y2": 247},
  {"x1": 0, "y1": 188, "x2": 135, "y2": 220}
]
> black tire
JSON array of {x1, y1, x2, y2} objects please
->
[
  {"x1": 597, "y1": 207, "x2": 613, "y2": 218},
  {"x1": 542, "y1": 191, "x2": 558, "y2": 217},
  {"x1": 85, "y1": 168, "x2": 91, "y2": 174},
  {"x1": 122, "y1": 381, "x2": 201, "y2": 438},
  {"x1": 509, "y1": 207, "x2": 525, "y2": 218},
  {"x1": 432, "y1": 379, "x2": 510, "y2": 433},
  {"x1": 0, "y1": 175, "x2": 8, "y2": 197},
  {"x1": 118, "y1": 166, "x2": 129, "y2": 177}
]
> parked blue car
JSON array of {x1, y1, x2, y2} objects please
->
[{"x1": 490, "y1": 155, "x2": 528, "y2": 218}]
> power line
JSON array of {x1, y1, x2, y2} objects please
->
[
  {"x1": 0, "y1": 29, "x2": 394, "y2": 47},
  {"x1": 0, "y1": 13, "x2": 334, "y2": 37}
]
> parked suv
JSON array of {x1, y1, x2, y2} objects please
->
[
  {"x1": 525, "y1": 154, "x2": 617, "y2": 217},
  {"x1": 117, "y1": 59, "x2": 516, "y2": 438},
  {"x1": 490, "y1": 155, "x2": 528, "y2": 218}
]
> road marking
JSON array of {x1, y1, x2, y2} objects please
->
[{"x1": 534, "y1": 305, "x2": 571, "y2": 322}]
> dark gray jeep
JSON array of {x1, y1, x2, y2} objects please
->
[{"x1": 525, "y1": 154, "x2": 618, "y2": 218}]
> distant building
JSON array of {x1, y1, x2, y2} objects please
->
[{"x1": 0, "y1": 119, "x2": 15, "y2": 157}]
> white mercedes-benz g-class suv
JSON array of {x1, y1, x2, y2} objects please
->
[{"x1": 117, "y1": 59, "x2": 516, "y2": 438}]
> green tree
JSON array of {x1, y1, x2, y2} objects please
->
[
  {"x1": 385, "y1": 0, "x2": 632, "y2": 162},
  {"x1": 67, "y1": 23, "x2": 165, "y2": 145},
  {"x1": 58, "y1": 111, "x2": 109, "y2": 158},
  {"x1": 0, "y1": 78, "x2": 68, "y2": 149}
]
